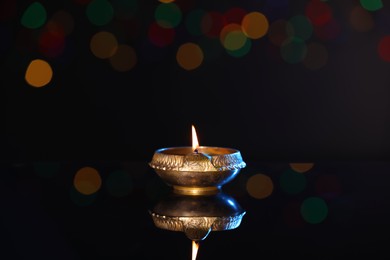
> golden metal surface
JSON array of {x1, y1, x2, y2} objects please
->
[
  {"x1": 149, "y1": 146, "x2": 246, "y2": 195},
  {"x1": 149, "y1": 192, "x2": 246, "y2": 241},
  {"x1": 172, "y1": 186, "x2": 219, "y2": 196}
]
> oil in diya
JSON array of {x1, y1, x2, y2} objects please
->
[{"x1": 149, "y1": 125, "x2": 246, "y2": 195}]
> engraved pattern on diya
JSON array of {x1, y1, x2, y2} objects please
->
[
  {"x1": 149, "y1": 192, "x2": 246, "y2": 241},
  {"x1": 149, "y1": 146, "x2": 246, "y2": 195}
]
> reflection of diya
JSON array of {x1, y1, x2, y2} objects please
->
[
  {"x1": 149, "y1": 192, "x2": 246, "y2": 241},
  {"x1": 149, "y1": 125, "x2": 246, "y2": 195}
]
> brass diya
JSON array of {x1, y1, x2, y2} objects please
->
[
  {"x1": 149, "y1": 146, "x2": 246, "y2": 195},
  {"x1": 149, "y1": 192, "x2": 246, "y2": 241}
]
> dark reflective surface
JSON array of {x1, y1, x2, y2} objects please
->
[
  {"x1": 1, "y1": 161, "x2": 390, "y2": 259},
  {"x1": 150, "y1": 191, "x2": 246, "y2": 241}
]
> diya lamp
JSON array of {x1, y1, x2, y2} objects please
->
[
  {"x1": 149, "y1": 192, "x2": 246, "y2": 241},
  {"x1": 149, "y1": 125, "x2": 246, "y2": 196},
  {"x1": 149, "y1": 125, "x2": 247, "y2": 258}
]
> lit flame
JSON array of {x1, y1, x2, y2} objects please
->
[
  {"x1": 192, "y1": 240, "x2": 200, "y2": 260},
  {"x1": 192, "y1": 125, "x2": 199, "y2": 151}
]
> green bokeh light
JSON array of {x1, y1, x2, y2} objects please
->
[
  {"x1": 360, "y1": 0, "x2": 383, "y2": 11},
  {"x1": 21, "y1": 2, "x2": 47, "y2": 29},
  {"x1": 280, "y1": 169, "x2": 307, "y2": 194},
  {"x1": 300, "y1": 196, "x2": 328, "y2": 224},
  {"x1": 87, "y1": 0, "x2": 114, "y2": 26},
  {"x1": 186, "y1": 9, "x2": 207, "y2": 36},
  {"x1": 281, "y1": 36, "x2": 307, "y2": 64},
  {"x1": 223, "y1": 30, "x2": 248, "y2": 51},
  {"x1": 226, "y1": 37, "x2": 252, "y2": 58},
  {"x1": 287, "y1": 15, "x2": 313, "y2": 41},
  {"x1": 155, "y1": 3, "x2": 182, "y2": 28}
]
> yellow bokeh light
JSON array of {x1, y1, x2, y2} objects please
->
[
  {"x1": 109, "y1": 44, "x2": 137, "y2": 72},
  {"x1": 220, "y1": 23, "x2": 242, "y2": 43},
  {"x1": 220, "y1": 23, "x2": 247, "y2": 51},
  {"x1": 176, "y1": 42, "x2": 203, "y2": 71},
  {"x1": 289, "y1": 163, "x2": 314, "y2": 173},
  {"x1": 90, "y1": 31, "x2": 118, "y2": 59},
  {"x1": 223, "y1": 30, "x2": 247, "y2": 51},
  {"x1": 246, "y1": 173, "x2": 274, "y2": 199},
  {"x1": 241, "y1": 12, "x2": 269, "y2": 39},
  {"x1": 73, "y1": 166, "x2": 102, "y2": 195},
  {"x1": 25, "y1": 59, "x2": 53, "y2": 88}
]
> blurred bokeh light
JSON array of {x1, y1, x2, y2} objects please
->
[
  {"x1": 246, "y1": 173, "x2": 274, "y2": 199},
  {"x1": 73, "y1": 166, "x2": 102, "y2": 195},
  {"x1": 25, "y1": 59, "x2": 53, "y2": 87}
]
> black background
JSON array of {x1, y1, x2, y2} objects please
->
[
  {"x1": 3, "y1": 1, "x2": 390, "y2": 259},
  {"x1": 4, "y1": 0, "x2": 390, "y2": 162}
]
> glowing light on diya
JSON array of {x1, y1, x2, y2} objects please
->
[
  {"x1": 149, "y1": 125, "x2": 246, "y2": 195},
  {"x1": 192, "y1": 241, "x2": 199, "y2": 260}
]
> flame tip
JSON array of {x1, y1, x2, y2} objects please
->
[{"x1": 191, "y1": 125, "x2": 199, "y2": 151}]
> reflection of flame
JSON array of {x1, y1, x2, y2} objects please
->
[
  {"x1": 192, "y1": 125, "x2": 199, "y2": 151},
  {"x1": 192, "y1": 240, "x2": 200, "y2": 260}
]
